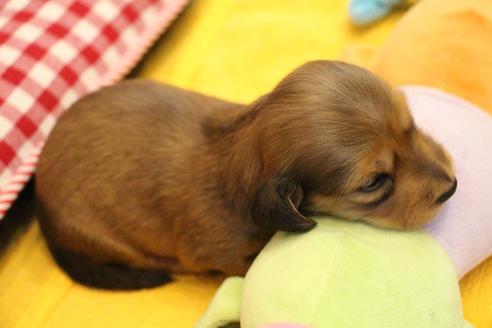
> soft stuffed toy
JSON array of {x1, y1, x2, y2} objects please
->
[
  {"x1": 195, "y1": 85, "x2": 492, "y2": 328},
  {"x1": 196, "y1": 219, "x2": 469, "y2": 328},
  {"x1": 345, "y1": 0, "x2": 492, "y2": 116},
  {"x1": 349, "y1": 0, "x2": 417, "y2": 25}
]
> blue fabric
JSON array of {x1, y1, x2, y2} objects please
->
[{"x1": 349, "y1": 0, "x2": 402, "y2": 25}]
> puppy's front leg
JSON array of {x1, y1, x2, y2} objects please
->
[{"x1": 176, "y1": 242, "x2": 257, "y2": 276}]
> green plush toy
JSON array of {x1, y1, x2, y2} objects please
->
[{"x1": 195, "y1": 218, "x2": 472, "y2": 328}]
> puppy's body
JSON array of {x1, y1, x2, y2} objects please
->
[
  {"x1": 37, "y1": 82, "x2": 270, "y2": 279},
  {"x1": 36, "y1": 61, "x2": 457, "y2": 289}
]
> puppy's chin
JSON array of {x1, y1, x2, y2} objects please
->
[
  {"x1": 361, "y1": 206, "x2": 442, "y2": 230},
  {"x1": 314, "y1": 204, "x2": 443, "y2": 231}
]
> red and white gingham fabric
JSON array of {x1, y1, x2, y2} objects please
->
[{"x1": 0, "y1": 0, "x2": 188, "y2": 220}]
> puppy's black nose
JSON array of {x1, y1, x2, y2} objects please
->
[{"x1": 437, "y1": 178, "x2": 457, "y2": 203}]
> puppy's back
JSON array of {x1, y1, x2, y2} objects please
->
[{"x1": 35, "y1": 80, "x2": 232, "y2": 287}]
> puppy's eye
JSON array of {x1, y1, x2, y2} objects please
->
[{"x1": 359, "y1": 174, "x2": 392, "y2": 193}]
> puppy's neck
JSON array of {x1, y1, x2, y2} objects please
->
[{"x1": 204, "y1": 101, "x2": 265, "y2": 209}]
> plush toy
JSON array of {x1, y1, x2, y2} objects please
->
[
  {"x1": 357, "y1": 0, "x2": 492, "y2": 117},
  {"x1": 195, "y1": 86, "x2": 492, "y2": 328},
  {"x1": 196, "y1": 219, "x2": 470, "y2": 328},
  {"x1": 349, "y1": 0, "x2": 417, "y2": 26}
]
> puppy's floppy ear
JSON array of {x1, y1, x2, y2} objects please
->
[{"x1": 251, "y1": 177, "x2": 316, "y2": 232}]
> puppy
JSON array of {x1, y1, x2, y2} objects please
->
[{"x1": 36, "y1": 61, "x2": 457, "y2": 289}]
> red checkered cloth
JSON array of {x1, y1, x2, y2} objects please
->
[{"x1": 0, "y1": 0, "x2": 188, "y2": 220}]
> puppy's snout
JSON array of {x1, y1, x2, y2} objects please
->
[{"x1": 437, "y1": 178, "x2": 457, "y2": 204}]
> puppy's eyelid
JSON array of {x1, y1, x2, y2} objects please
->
[{"x1": 358, "y1": 173, "x2": 393, "y2": 193}]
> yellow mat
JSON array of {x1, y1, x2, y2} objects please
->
[{"x1": 1, "y1": 1, "x2": 490, "y2": 327}]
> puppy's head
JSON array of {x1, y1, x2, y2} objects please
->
[{"x1": 250, "y1": 61, "x2": 456, "y2": 231}]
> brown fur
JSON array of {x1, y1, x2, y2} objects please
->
[{"x1": 36, "y1": 61, "x2": 456, "y2": 287}]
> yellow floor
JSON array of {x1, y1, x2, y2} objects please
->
[{"x1": 1, "y1": 1, "x2": 490, "y2": 327}]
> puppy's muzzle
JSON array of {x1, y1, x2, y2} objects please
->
[{"x1": 437, "y1": 178, "x2": 458, "y2": 204}]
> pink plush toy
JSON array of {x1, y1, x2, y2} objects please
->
[{"x1": 403, "y1": 86, "x2": 492, "y2": 278}]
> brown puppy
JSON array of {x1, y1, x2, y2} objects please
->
[{"x1": 36, "y1": 61, "x2": 457, "y2": 289}]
